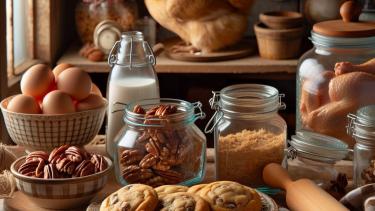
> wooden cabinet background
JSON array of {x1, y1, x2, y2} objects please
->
[{"x1": 3, "y1": 0, "x2": 309, "y2": 146}]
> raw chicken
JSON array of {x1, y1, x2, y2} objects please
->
[
  {"x1": 335, "y1": 58, "x2": 375, "y2": 76},
  {"x1": 301, "y1": 58, "x2": 375, "y2": 147},
  {"x1": 144, "y1": 0, "x2": 255, "y2": 53},
  {"x1": 300, "y1": 71, "x2": 334, "y2": 118}
]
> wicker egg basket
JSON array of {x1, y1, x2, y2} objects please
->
[{"x1": 0, "y1": 96, "x2": 107, "y2": 152}]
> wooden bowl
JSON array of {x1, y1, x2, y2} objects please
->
[
  {"x1": 10, "y1": 156, "x2": 112, "y2": 210},
  {"x1": 260, "y1": 11, "x2": 303, "y2": 29},
  {"x1": 254, "y1": 22, "x2": 304, "y2": 60},
  {"x1": 0, "y1": 95, "x2": 107, "y2": 152}
]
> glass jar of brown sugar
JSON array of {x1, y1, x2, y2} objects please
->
[{"x1": 205, "y1": 84, "x2": 287, "y2": 187}]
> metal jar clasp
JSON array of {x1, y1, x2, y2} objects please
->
[
  {"x1": 204, "y1": 91, "x2": 223, "y2": 133},
  {"x1": 192, "y1": 102, "x2": 206, "y2": 121},
  {"x1": 347, "y1": 113, "x2": 357, "y2": 136}
]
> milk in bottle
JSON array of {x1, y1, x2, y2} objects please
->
[{"x1": 106, "y1": 31, "x2": 159, "y2": 156}]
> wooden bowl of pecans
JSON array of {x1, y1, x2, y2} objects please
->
[{"x1": 10, "y1": 145, "x2": 112, "y2": 210}]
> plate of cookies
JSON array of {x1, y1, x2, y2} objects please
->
[{"x1": 90, "y1": 181, "x2": 279, "y2": 211}]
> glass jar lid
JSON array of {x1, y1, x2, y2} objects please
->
[
  {"x1": 312, "y1": 1, "x2": 375, "y2": 38},
  {"x1": 289, "y1": 130, "x2": 349, "y2": 163},
  {"x1": 347, "y1": 105, "x2": 375, "y2": 141},
  {"x1": 204, "y1": 84, "x2": 285, "y2": 133},
  {"x1": 122, "y1": 98, "x2": 206, "y2": 128}
]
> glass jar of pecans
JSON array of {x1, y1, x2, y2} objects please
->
[
  {"x1": 205, "y1": 84, "x2": 287, "y2": 187},
  {"x1": 348, "y1": 105, "x2": 375, "y2": 187},
  {"x1": 75, "y1": 0, "x2": 138, "y2": 43},
  {"x1": 113, "y1": 98, "x2": 206, "y2": 187}
]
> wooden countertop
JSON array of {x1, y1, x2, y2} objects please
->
[
  {"x1": 57, "y1": 45, "x2": 298, "y2": 74},
  {"x1": 1, "y1": 142, "x2": 352, "y2": 211},
  {"x1": 1, "y1": 144, "x2": 216, "y2": 211}
]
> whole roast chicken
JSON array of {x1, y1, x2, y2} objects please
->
[
  {"x1": 300, "y1": 58, "x2": 375, "y2": 147},
  {"x1": 145, "y1": 0, "x2": 255, "y2": 53}
]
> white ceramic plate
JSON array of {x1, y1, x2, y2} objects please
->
[{"x1": 258, "y1": 191, "x2": 279, "y2": 211}]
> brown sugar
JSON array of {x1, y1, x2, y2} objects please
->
[{"x1": 217, "y1": 129, "x2": 285, "y2": 187}]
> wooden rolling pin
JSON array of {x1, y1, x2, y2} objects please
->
[{"x1": 263, "y1": 163, "x2": 349, "y2": 211}]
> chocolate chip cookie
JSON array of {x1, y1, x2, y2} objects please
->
[
  {"x1": 155, "y1": 185, "x2": 188, "y2": 197},
  {"x1": 100, "y1": 184, "x2": 158, "y2": 211},
  {"x1": 187, "y1": 184, "x2": 207, "y2": 195},
  {"x1": 158, "y1": 192, "x2": 210, "y2": 211},
  {"x1": 197, "y1": 181, "x2": 262, "y2": 211}
]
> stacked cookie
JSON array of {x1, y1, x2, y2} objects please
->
[{"x1": 100, "y1": 181, "x2": 262, "y2": 211}]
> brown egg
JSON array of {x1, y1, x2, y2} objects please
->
[
  {"x1": 76, "y1": 94, "x2": 105, "y2": 111},
  {"x1": 52, "y1": 63, "x2": 73, "y2": 78},
  {"x1": 42, "y1": 90, "x2": 75, "y2": 114},
  {"x1": 90, "y1": 83, "x2": 102, "y2": 97},
  {"x1": 57, "y1": 67, "x2": 92, "y2": 100},
  {"x1": 7, "y1": 94, "x2": 41, "y2": 114},
  {"x1": 21, "y1": 64, "x2": 55, "y2": 99}
]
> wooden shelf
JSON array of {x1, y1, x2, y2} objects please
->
[{"x1": 57, "y1": 45, "x2": 298, "y2": 74}]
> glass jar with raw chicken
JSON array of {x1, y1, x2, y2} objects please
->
[{"x1": 296, "y1": 1, "x2": 375, "y2": 147}]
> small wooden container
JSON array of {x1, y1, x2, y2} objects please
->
[
  {"x1": 254, "y1": 22, "x2": 304, "y2": 60},
  {"x1": 260, "y1": 11, "x2": 303, "y2": 29}
]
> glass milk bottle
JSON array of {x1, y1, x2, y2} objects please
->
[{"x1": 106, "y1": 31, "x2": 159, "y2": 156}]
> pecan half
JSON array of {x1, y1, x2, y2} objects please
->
[
  {"x1": 65, "y1": 146, "x2": 86, "y2": 163},
  {"x1": 18, "y1": 160, "x2": 39, "y2": 177},
  {"x1": 121, "y1": 149, "x2": 144, "y2": 166},
  {"x1": 122, "y1": 165, "x2": 141, "y2": 183},
  {"x1": 159, "y1": 147, "x2": 171, "y2": 161},
  {"x1": 154, "y1": 169, "x2": 183, "y2": 184},
  {"x1": 122, "y1": 165, "x2": 154, "y2": 183},
  {"x1": 152, "y1": 161, "x2": 171, "y2": 171},
  {"x1": 145, "y1": 105, "x2": 159, "y2": 117},
  {"x1": 74, "y1": 160, "x2": 96, "y2": 177},
  {"x1": 44, "y1": 164, "x2": 61, "y2": 179},
  {"x1": 139, "y1": 153, "x2": 158, "y2": 169},
  {"x1": 145, "y1": 139, "x2": 161, "y2": 157},
  {"x1": 156, "y1": 105, "x2": 177, "y2": 118},
  {"x1": 138, "y1": 168, "x2": 154, "y2": 180},
  {"x1": 49, "y1": 153, "x2": 66, "y2": 164},
  {"x1": 26, "y1": 151, "x2": 49, "y2": 163},
  {"x1": 133, "y1": 105, "x2": 146, "y2": 114},
  {"x1": 48, "y1": 145, "x2": 69, "y2": 163},
  {"x1": 56, "y1": 157, "x2": 77, "y2": 175},
  {"x1": 154, "y1": 105, "x2": 167, "y2": 117},
  {"x1": 137, "y1": 132, "x2": 151, "y2": 144},
  {"x1": 91, "y1": 154, "x2": 108, "y2": 172},
  {"x1": 35, "y1": 159, "x2": 46, "y2": 178}
]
